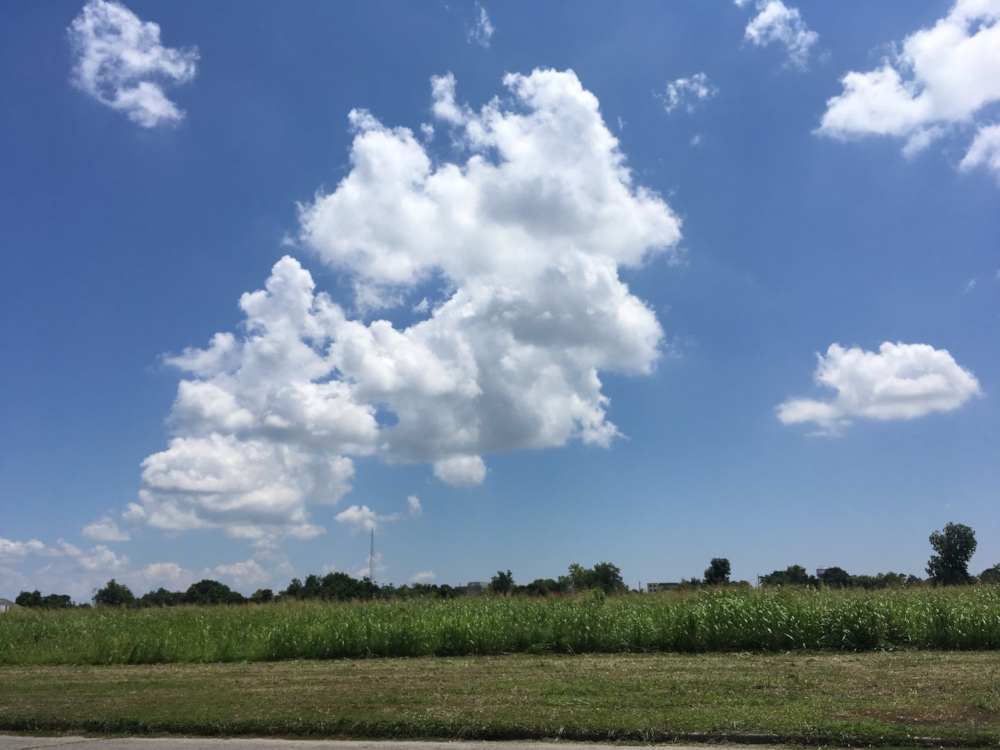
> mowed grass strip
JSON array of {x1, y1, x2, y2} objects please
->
[
  {"x1": 5, "y1": 588, "x2": 1000, "y2": 665},
  {"x1": 2, "y1": 652, "x2": 1000, "y2": 744}
]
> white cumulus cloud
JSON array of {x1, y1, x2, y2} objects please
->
[
  {"x1": 334, "y1": 505, "x2": 400, "y2": 534},
  {"x1": 82, "y1": 516, "x2": 130, "y2": 542},
  {"x1": 818, "y1": 0, "x2": 1000, "y2": 170},
  {"x1": 210, "y1": 559, "x2": 270, "y2": 588},
  {"x1": 743, "y1": 1, "x2": 818, "y2": 69},
  {"x1": 433, "y1": 455, "x2": 487, "y2": 487},
  {"x1": 658, "y1": 73, "x2": 718, "y2": 114},
  {"x1": 68, "y1": 0, "x2": 198, "y2": 128},
  {"x1": 778, "y1": 342, "x2": 981, "y2": 434},
  {"x1": 132, "y1": 69, "x2": 679, "y2": 544},
  {"x1": 412, "y1": 570, "x2": 436, "y2": 583},
  {"x1": 0, "y1": 536, "x2": 129, "y2": 601}
]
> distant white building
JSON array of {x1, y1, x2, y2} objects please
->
[
  {"x1": 0, "y1": 598, "x2": 20, "y2": 613},
  {"x1": 460, "y1": 581, "x2": 489, "y2": 595},
  {"x1": 646, "y1": 582, "x2": 679, "y2": 593}
]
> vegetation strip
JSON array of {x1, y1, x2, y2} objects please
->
[
  {"x1": 6, "y1": 587, "x2": 1000, "y2": 665},
  {"x1": 2, "y1": 652, "x2": 1000, "y2": 745}
]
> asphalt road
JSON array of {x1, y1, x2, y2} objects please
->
[{"x1": 0, "y1": 739, "x2": 737, "y2": 750}]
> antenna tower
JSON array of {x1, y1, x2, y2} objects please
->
[{"x1": 369, "y1": 527, "x2": 375, "y2": 584}]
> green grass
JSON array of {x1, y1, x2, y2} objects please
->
[
  {"x1": 3, "y1": 587, "x2": 1000, "y2": 665},
  {"x1": 2, "y1": 652, "x2": 1000, "y2": 744}
]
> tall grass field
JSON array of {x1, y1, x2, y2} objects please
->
[{"x1": 3, "y1": 587, "x2": 1000, "y2": 665}]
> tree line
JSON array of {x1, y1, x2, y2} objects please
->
[{"x1": 13, "y1": 521, "x2": 999, "y2": 608}]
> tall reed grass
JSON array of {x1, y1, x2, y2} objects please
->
[{"x1": 2, "y1": 587, "x2": 1000, "y2": 665}]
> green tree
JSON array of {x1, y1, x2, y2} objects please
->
[
  {"x1": 980, "y1": 564, "x2": 1000, "y2": 585},
  {"x1": 927, "y1": 522, "x2": 977, "y2": 586},
  {"x1": 704, "y1": 558, "x2": 731, "y2": 585},
  {"x1": 489, "y1": 570, "x2": 514, "y2": 595},
  {"x1": 760, "y1": 565, "x2": 814, "y2": 587},
  {"x1": 250, "y1": 588, "x2": 274, "y2": 603},
  {"x1": 819, "y1": 567, "x2": 853, "y2": 588},
  {"x1": 591, "y1": 562, "x2": 626, "y2": 594},
  {"x1": 93, "y1": 579, "x2": 135, "y2": 607},
  {"x1": 138, "y1": 588, "x2": 184, "y2": 607},
  {"x1": 182, "y1": 579, "x2": 245, "y2": 605}
]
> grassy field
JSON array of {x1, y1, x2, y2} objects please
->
[
  {"x1": 3, "y1": 587, "x2": 1000, "y2": 665},
  {"x1": 2, "y1": 651, "x2": 1000, "y2": 744}
]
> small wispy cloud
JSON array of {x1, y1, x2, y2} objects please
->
[
  {"x1": 467, "y1": 4, "x2": 494, "y2": 48},
  {"x1": 657, "y1": 73, "x2": 718, "y2": 115},
  {"x1": 412, "y1": 570, "x2": 436, "y2": 583},
  {"x1": 407, "y1": 495, "x2": 422, "y2": 519},
  {"x1": 741, "y1": 0, "x2": 818, "y2": 70}
]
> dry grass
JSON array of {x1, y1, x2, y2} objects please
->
[{"x1": 2, "y1": 651, "x2": 1000, "y2": 744}]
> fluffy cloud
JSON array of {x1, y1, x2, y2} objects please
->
[
  {"x1": 82, "y1": 516, "x2": 130, "y2": 542},
  {"x1": 658, "y1": 73, "x2": 718, "y2": 114},
  {"x1": 818, "y1": 0, "x2": 1000, "y2": 169},
  {"x1": 0, "y1": 534, "x2": 279, "y2": 601},
  {"x1": 407, "y1": 495, "x2": 422, "y2": 519},
  {"x1": 134, "y1": 69, "x2": 679, "y2": 543},
  {"x1": 412, "y1": 570, "x2": 436, "y2": 583},
  {"x1": 742, "y1": 1, "x2": 818, "y2": 69},
  {"x1": 961, "y1": 122, "x2": 1000, "y2": 178},
  {"x1": 468, "y1": 4, "x2": 494, "y2": 48},
  {"x1": 334, "y1": 505, "x2": 400, "y2": 534},
  {"x1": 211, "y1": 559, "x2": 270, "y2": 588},
  {"x1": 68, "y1": 0, "x2": 198, "y2": 127},
  {"x1": 778, "y1": 342, "x2": 981, "y2": 434},
  {"x1": 0, "y1": 537, "x2": 128, "y2": 601}
]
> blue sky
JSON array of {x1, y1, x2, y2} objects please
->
[{"x1": 1, "y1": 0, "x2": 998, "y2": 599}]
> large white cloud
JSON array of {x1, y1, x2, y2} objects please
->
[
  {"x1": 68, "y1": 0, "x2": 198, "y2": 128},
  {"x1": 133, "y1": 69, "x2": 680, "y2": 543},
  {"x1": 818, "y1": 0, "x2": 1000, "y2": 172},
  {"x1": 742, "y1": 1, "x2": 818, "y2": 69},
  {"x1": 778, "y1": 342, "x2": 982, "y2": 434}
]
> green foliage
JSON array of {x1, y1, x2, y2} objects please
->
[
  {"x1": 92, "y1": 579, "x2": 135, "y2": 607},
  {"x1": 759, "y1": 565, "x2": 815, "y2": 587},
  {"x1": 7, "y1": 587, "x2": 1000, "y2": 665},
  {"x1": 564, "y1": 562, "x2": 626, "y2": 594},
  {"x1": 183, "y1": 580, "x2": 246, "y2": 605},
  {"x1": 980, "y1": 564, "x2": 1000, "y2": 585},
  {"x1": 280, "y1": 572, "x2": 379, "y2": 602},
  {"x1": 819, "y1": 567, "x2": 853, "y2": 588},
  {"x1": 522, "y1": 578, "x2": 565, "y2": 596},
  {"x1": 927, "y1": 522, "x2": 978, "y2": 585},
  {"x1": 249, "y1": 588, "x2": 274, "y2": 603},
  {"x1": 138, "y1": 588, "x2": 184, "y2": 607},
  {"x1": 489, "y1": 570, "x2": 515, "y2": 595},
  {"x1": 704, "y1": 558, "x2": 731, "y2": 586},
  {"x1": 14, "y1": 591, "x2": 73, "y2": 609}
]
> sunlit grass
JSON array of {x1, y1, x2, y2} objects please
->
[{"x1": 3, "y1": 587, "x2": 1000, "y2": 665}]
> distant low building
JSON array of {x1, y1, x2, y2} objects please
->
[
  {"x1": 0, "y1": 598, "x2": 21, "y2": 613},
  {"x1": 459, "y1": 581, "x2": 489, "y2": 595},
  {"x1": 646, "y1": 582, "x2": 679, "y2": 593}
]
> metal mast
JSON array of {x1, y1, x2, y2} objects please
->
[{"x1": 369, "y1": 527, "x2": 375, "y2": 584}]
